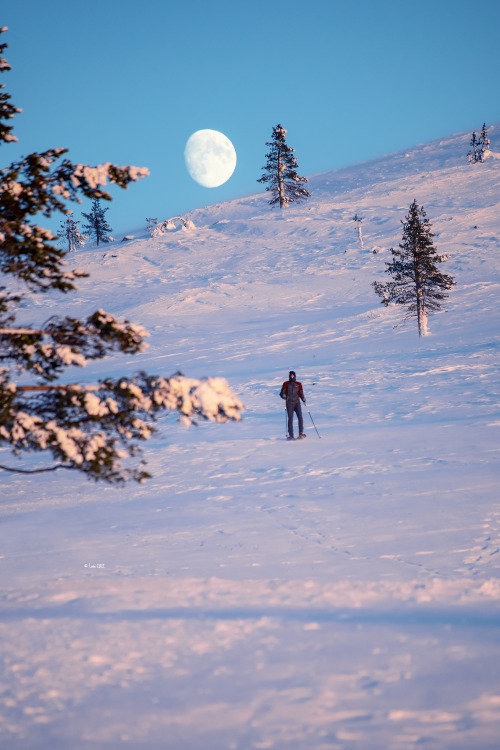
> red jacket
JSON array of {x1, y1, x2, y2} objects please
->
[{"x1": 280, "y1": 380, "x2": 305, "y2": 403}]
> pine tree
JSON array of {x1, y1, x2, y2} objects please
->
[
  {"x1": 372, "y1": 201, "x2": 455, "y2": 337},
  {"x1": 257, "y1": 124, "x2": 310, "y2": 208},
  {"x1": 0, "y1": 28, "x2": 243, "y2": 483},
  {"x1": 81, "y1": 198, "x2": 112, "y2": 245},
  {"x1": 477, "y1": 123, "x2": 490, "y2": 162},
  {"x1": 467, "y1": 131, "x2": 479, "y2": 163},
  {"x1": 58, "y1": 211, "x2": 87, "y2": 252}
]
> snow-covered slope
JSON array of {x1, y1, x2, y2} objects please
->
[{"x1": 1, "y1": 126, "x2": 500, "y2": 749}]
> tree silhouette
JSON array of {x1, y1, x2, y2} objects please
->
[
  {"x1": 81, "y1": 199, "x2": 112, "y2": 245},
  {"x1": 372, "y1": 201, "x2": 454, "y2": 336},
  {"x1": 258, "y1": 124, "x2": 310, "y2": 208}
]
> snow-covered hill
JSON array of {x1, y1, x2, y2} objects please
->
[{"x1": 1, "y1": 126, "x2": 500, "y2": 749}]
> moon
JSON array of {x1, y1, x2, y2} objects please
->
[{"x1": 184, "y1": 129, "x2": 237, "y2": 188}]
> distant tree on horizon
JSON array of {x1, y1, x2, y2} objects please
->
[
  {"x1": 81, "y1": 198, "x2": 112, "y2": 246},
  {"x1": 477, "y1": 123, "x2": 490, "y2": 162},
  {"x1": 467, "y1": 131, "x2": 479, "y2": 163},
  {"x1": 372, "y1": 201, "x2": 455, "y2": 337},
  {"x1": 58, "y1": 211, "x2": 87, "y2": 252},
  {"x1": 258, "y1": 124, "x2": 310, "y2": 209}
]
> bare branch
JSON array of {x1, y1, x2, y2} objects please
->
[{"x1": 0, "y1": 462, "x2": 75, "y2": 474}]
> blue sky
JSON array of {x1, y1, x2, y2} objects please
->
[{"x1": 3, "y1": 0, "x2": 500, "y2": 235}]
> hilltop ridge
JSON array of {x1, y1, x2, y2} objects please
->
[{"x1": 67, "y1": 123, "x2": 500, "y2": 361}]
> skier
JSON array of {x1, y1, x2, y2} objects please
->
[{"x1": 280, "y1": 370, "x2": 306, "y2": 440}]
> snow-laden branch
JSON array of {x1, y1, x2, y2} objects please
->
[
  {"x1": 0, "y1": 373, "x2": 244, "y2": 483},
  {"x1": 0, "y1": 310, "x2": 150, "y2": 380},
  {"x1": 0, "y1": 328, "x2": 45, "y2": 335},
  {"x1": 71, "y1": 163, "x2": 149, "y2": 191}
]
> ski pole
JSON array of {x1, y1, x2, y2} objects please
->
[{"x1": 307, "y1": 409, "x2": 321, "y2": 438}]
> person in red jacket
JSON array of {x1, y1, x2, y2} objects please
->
[{"x1": 280, "y1": 370, "x2": 306, "y2": 440}]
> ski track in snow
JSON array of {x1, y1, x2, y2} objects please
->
[{"x1": 1, "y1": 127, "x2": 500, "y2": 749}]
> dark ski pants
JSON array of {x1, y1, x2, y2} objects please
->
[{"x1": 287, "y1": 401, "x2": 303, "y2": 438}]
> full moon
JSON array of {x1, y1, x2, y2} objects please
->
[{"x1": 184, "y1": 129, "x2": 237, "y2": 188}]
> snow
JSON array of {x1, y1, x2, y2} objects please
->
[
  {"x1": 83, "y1": 392, "x2": 107, "y2": 416},
  {"x1": 1, "y1": 125, "x2": 500, "y2": 749},
  {"x1": 2, "y1": 179, "x2": 23, "y2": 195},
  {"x1": 72, "y1": 163, "x2": 150, "y2": 190}
]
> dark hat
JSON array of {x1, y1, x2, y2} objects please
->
[{"x1": 289, "y1": 370, "x2": 296, "y2": 379}]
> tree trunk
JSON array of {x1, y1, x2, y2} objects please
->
[
  {"x1": 66, "y1": 221, "x2": 72, "y2": 253},
  {"x1": 277, "y1": 147, "x2": 284, "y2": 208},
  {"x1": 357, "y1": 224, "x2": 363, "y2": 249},
  {"x1": 414, "y1": 248, "x2": 427, "y2": 337},
  {"x1": 415, "y1": 277, "x2": 428, "y2": 336}
]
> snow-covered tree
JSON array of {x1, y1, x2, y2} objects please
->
[
  {"x1": 0, "y1": 28, "x2": 243, "y2": 483},
  {"x1": 353, "y1": 214, "x2": 364, "y2": 249},
  {"x1": 58, "y1": 211, "x2": 87, "y2": 252},
  {"x1": 257, "y1": 124, "x2": 310, "y2": 209},
  {"x1": 477, "y1": 123, "x2": 490, "y2": 162},
  {"x1": 81, "y1": 198, "x2": 112, "y2": 246},
  {"x1": 372, "y1": 201, "x2": 455, "y2": 337},
  {"x1": 151, "y1": 216, "x2": 195, "y2": 235},
  {"x1": 467, "y1": 131, "x2": 479, "y2": 163}
]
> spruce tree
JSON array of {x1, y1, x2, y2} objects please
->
[
  {"x1": 258, "y1": 124, "x2": 310, "y2": 208},
  {"x1": 372, "y1": 201, "x2": 455, "y2": 337},
  {"x1": 467, "y1": 131, "x2": 480, "y2": 163},
  {"x1": 477, "y1": 123, "x2": 490, "y2": 162},
  {"x1": 0, "y1": 28, "x2": 243, "y2": 483},
  {"x1": 58, "y1": 211, "x2": 87, "y2": 252},
  {"x1": 81, "y1": 198, "x2": 112, "y2": 245}
]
